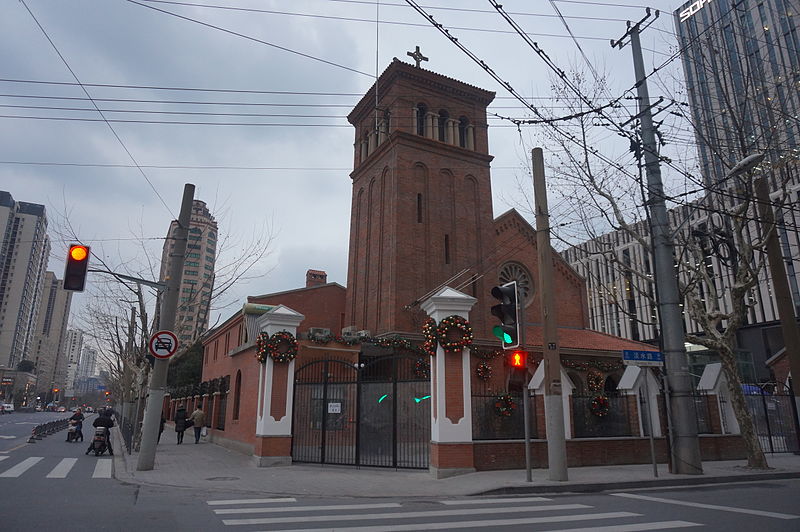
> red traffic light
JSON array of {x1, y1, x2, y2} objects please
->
[
  {"x1": 64, "y1": 244, "x2": 91, "y2": 291},
  {"x1": 509, "y1": 350, "x2": 528, "y2": 369}
]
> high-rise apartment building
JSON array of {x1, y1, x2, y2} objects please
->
[
  {"x1": 63, "y1": 329, "x2": 83, "y2": 396},
  {"x1": 0, "y1": 191, "x2": 50, "y2": 369},
  {"x1": 159, "y1": 199, "x2": 217, "y2": 346},
  {"x1": 31, "y1": 271, "x2": 72, "y2": 395},
  {"x1": 77, "y1": 345, "x2": 97, "y2": 380}
]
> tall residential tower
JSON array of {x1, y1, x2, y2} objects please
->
[{"x1": 159, "y1": 199, "x2": 217, "y2": 346}]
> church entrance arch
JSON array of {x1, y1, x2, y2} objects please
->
[{"x1": 291, "y1": 354, "x2": 431, "y2": 469}]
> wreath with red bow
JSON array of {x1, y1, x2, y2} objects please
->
[
  {"x1": 436, "y1": 315, "x2": 473, "y2": 353},
  {"x1": 590, "y1": 395, "x2": 610, "y2": 417},
  {"x1": 255, "y1": 330, "x2": 298, "y2": 363}
]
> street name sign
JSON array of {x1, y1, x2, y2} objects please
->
[
  {"x1": 149, "y1": 330, "x2": 178, "y2": 359},
  {"x1": 622, "y1": 349, "x2": 664, "y2": 367}
]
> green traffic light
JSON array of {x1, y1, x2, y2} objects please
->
[{"x1": 493, "y1": 325, "x2": 512, "y2": 343}]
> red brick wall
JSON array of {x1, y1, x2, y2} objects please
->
[
  {"x1": 249, "y1": 284, "x2": 346, "y2": 335},
  {"x1": 493, "y1": 211, "x2": 588, "y2": 332},
  {"x1": 473, "y1": 435, "x2": 747, "y2": 470}
]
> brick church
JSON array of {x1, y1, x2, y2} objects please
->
[{"x1": 181, "y1": 59, "x2": 685, "y2": 476}]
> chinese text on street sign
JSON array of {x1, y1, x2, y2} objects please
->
[{"x1": 622, "y1": 350, "x2": 664, "y2": 367}]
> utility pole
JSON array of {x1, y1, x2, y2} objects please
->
[
  {"x1": 755, "y1": 178, "x2": 800, "y2": 416},
  {"x1": 532, "y1": 147, "x2": 568, "y2": 481},
  {"x1": 137, "y1": 183, "x2": 194, "y2": 471},
  {"x1": 612, "y1": 12, "x2": 703, "y2": 475}
]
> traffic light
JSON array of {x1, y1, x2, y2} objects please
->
[
  {"x1": 490, "y1": 281, "x2": 519, "y2": 349},
  {"x1": 508, "y1": 350, "x2": 528, "y2": 370},
  {"x1": 63, "y1": 244, "x2": 90, "y2": 291}
]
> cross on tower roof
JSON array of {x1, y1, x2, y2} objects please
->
[{"x1": 406, "y1": 46, "x2": 429, "y2": 68}]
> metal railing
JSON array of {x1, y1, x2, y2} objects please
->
[{"x1": 26, "y1": 417, "x2": 72, "y2": 443}]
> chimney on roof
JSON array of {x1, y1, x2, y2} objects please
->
[{"x1": 306, "y1": 269, "x2": 327, "y2": 287}]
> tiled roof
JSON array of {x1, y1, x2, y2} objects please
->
[{"x1": 524, "y1": 325, "x2": 654, "y2": 353}]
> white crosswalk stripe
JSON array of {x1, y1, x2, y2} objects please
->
[
  {"x1": 205, "y1": 496, "x2": 706, "y2": 531},
  {"x1": 207, "y1": 498, "x2": 296, "y2": 506},
  {"x1": 0, "y1": 456, "x2": 43, "y2": 477},
  {"x1": 92, "y1": 458, "x2": 113, "y2": 478},
  {"x1": 0, "y1": 456, "x2": 112, "y2": 479},
  {"x1": 47, "y1": 458, "x2": 78, "y2": 478}
]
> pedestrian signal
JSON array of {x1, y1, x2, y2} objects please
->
[{"x1": 509, "y1": 350, "x2": 528, "y2": 370}]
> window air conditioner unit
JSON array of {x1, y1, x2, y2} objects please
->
[
  {"x1": 308, "y1": 327, "x2": 331, "y2": 339},
  {"x1": 356, "y1": 330, "x2": 371, "y2": 338}
]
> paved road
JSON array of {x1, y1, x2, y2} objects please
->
[
  {"x1": 199, "y1": 480, "x2": 800, "y2": 531},
  {"x1": 0, "y1": 410, "x2": 69, "y2": 452},
  {"x1": 2, "y1": 416, "x2": 799, "y2": 531}
]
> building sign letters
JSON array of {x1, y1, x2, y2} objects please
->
[{"x1": 680, "y1": 0, "x2": 713, "y2": 22}]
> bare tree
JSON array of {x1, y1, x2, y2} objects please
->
[{"x1": 515, "y1": 50, "x2": 798, "y2": 468}]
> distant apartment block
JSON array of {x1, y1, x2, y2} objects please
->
[
  {"x1": 0, "y1": 191, "x2": 50, "y2": 369},
  {"x1": 31, "y1": 271, "x2": 72, "y2": 394}
]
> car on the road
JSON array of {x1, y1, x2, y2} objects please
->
[
  {"x1": 57, "y1": 406, "x2": 66, "y2": 412},
  {"x1": 2, "y1": 403, "x2": 14, "y2": 413},
  {"x1": 34, "y1": 405, "x2": 43, "y2": 412}
]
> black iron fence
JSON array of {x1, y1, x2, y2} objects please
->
[
  {"x1": 120, "y1": 419, "x2": 135, "y2": 454},
  {"x1": 572, "y1": 392, "x2": 634, "y2": 438},
  {"x1": 692, "y1": 391, "x2": 713, "y2": 434},
  {"x1": 743, "y1": 383, "x2": 800, "y2": 453},
  {"x1": 472, "y1": 391, "x2": 538, "y2": 440}
]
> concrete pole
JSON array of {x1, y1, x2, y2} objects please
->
[
  {"x1": 137, "y1": 183, "x2": 194, "y2": 471},
  {"x1": 532, "y1": 147, "x2": 568, "y2": 481},
  {"x1": 754, "y1": 178, "x2": 800, "y2": 416},
  {"x1": 629, "y1": 27, "x2": 702, "y2": 475}
]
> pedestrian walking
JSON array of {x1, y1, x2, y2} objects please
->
[
  {"x1": 174, "y1": 405, "x2": 187, "y2": 444},
  {"x1": 158, "y1": 413, "x2": 165, "y2": 444},
  {"x1": 189, "y1": 406, "x2": 206, "y2": 444}
]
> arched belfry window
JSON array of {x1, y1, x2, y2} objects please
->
[
  {"x1": 438, "y1": 110, "x2": 449, "y2": 142},
  {"x1": 416, "y1": 103, "x2": 427, "y2": 136},
  {"x1": 458, "y1": 116, "x2": 470, "y2": 148}
]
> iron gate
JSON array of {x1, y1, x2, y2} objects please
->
[
  {"x1": 292, "y1": 355, "x2": 430, "y2": 469},
  {"x1": 743, "y1": 382, "x2": 800, "y2": 453}
]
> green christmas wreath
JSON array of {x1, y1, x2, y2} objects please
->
[
  {"x1": 436, "y1": 315, "x2": 473, "y2": 353},
  {"x1": 494, "y1": 393, "x2": 516, "y2": 417},
  {"x1": 255, "y1": 330, "x2": 298, "y2": 363},
  {"x1": 590, "y1": 395, "x2": 610, "y2": 417}
]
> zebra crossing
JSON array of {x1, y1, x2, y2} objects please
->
[
  {"x1": 0, "y1": 455, "x2": 113, "y2": 479},
  {"x1": 204, "y1": 495, "x2": 703, "y2": 531}
]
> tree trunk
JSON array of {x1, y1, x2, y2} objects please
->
[{"x1": 718, "y1": 346, "x2": 769, "y2": 469}]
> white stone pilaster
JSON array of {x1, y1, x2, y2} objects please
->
[
  {"x1": 254, "y1": 305, "x2": 304, "y2": 437},
  {"x1": 421, "y1": 287, "x2": 477, "y2": 444}
]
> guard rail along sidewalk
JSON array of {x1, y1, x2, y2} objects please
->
[{"x1": 26, "y1": 417, "x2": 72, "y2": 443}]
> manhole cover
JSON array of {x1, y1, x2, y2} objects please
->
[{"x1": 205, "y1": 476, "x2": 239, "y2": 481}]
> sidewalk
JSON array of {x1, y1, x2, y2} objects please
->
[{"x1": 111, "y1": 431, "x2": 800, "y2": 498}]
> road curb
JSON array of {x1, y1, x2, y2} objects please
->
[{"x1": 474, "y1": 471, "x2": 800, "y2": 495}]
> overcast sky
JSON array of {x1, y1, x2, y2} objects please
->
[{"x1": 0, "y1": 0, "x2": 691, "y2": 329}]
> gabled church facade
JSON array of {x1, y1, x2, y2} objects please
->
[{"x1": 185, "y1": 60, "x2": 749, "y2": 475}]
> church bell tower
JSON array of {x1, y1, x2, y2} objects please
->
[{"x1": 344, "y1": 58, "x2": 496, "y2": 337}]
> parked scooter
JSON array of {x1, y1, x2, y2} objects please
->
[
  {"x1": 66, "y1": 420, "x2": 78, "y2": 442},
  {"x1": 91, "y1": 427, "x2": 109, "y2": 456}
]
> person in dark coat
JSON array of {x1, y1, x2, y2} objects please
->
[
  {"x1": 69, "y1": 409, "x2": 85, "y2": 442},
  {"x1": 174, "y1": 406, "x2": 187, "y2": 444},
  {"x1": 158, "y1": 413, "x2": 166, "y2": 444},
  {"x1": 86, "y1": 409, "x2": 114, "y2": 455}
]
